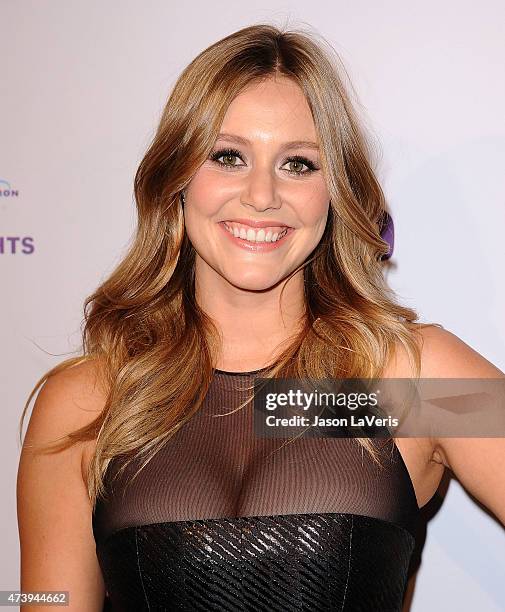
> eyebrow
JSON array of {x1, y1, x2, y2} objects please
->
[{"x1": 215, "y1": 132, "x2": 320, "y2": 151}]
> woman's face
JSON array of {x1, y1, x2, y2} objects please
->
[{"x1": 184, "y1": 75, "x2": 330, "y2": 292}]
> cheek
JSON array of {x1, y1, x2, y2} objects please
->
[
  {"x1": 187, "y1": 168, "x2": 230, "y2": 211},
  {"x1": 296, "y1": 192, "x2": 330, "y2": 231},
  {"x1": 291, "y1": 177, "x2": 329, "y2": 212}
]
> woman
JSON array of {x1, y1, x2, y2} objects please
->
[{"x1": 17, "y1": 23, "x2": 505, "y2": 611}]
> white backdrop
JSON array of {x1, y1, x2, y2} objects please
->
[{"x1": 2, "y1": 1, "x2": 504, "y2": 610}]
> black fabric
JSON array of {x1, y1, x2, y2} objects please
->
[{"x1": 93, "y1": 368, "x2": 420, "y2": 611}]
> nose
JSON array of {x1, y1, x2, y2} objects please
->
[{"x1": 239, "y1": 161, "x2": 282, "y2": 212}]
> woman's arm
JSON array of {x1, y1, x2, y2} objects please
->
[
  {"x1": 17, "y1": 361, "x2": 107, "y2": 611},
  {"x1": 418, "y1": 326, "x2": 505, "y2": 526}
]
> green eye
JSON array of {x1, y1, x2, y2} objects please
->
[
  {"x1": 208, "y1": 148, "x2": 320, "y2": 175},
  {"x1": 209, "y1": 148, "x2": 244, "y2": 170}
]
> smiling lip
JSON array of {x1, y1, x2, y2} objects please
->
[
  {"x1": 218, "y1": 221, "x2": 294, "y2": 252},
  {"x1": 222, "y1": 218, "x2": 293, "y2": 229}
]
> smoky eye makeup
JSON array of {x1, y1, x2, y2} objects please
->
[{"x1": 208, "y1": 147, "x2": 321, "y2": 176}]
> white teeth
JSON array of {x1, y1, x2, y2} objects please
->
[{"x1": 224, "y1": 223, "x2": 288, "y2": 243}]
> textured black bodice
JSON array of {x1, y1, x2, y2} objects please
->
[{"x1": 92, "y1": 368, "x2": 420, "y2": 611}]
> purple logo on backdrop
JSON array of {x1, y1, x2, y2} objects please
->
[
  {"x1": 0, "y1": 179, "x2": 19, "y2": 197},
  {"x1": 0, "y1": 178, "x2": 35, "y2": 254},
  {"x1": 379, "y1": 211, "x2": 394, "y2": 261},
  {"x1": 0, "y1": 236, "x2": 35, "y2": 254}
]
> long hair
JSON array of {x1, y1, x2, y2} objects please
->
[{"x1": 20, "y1": 22, "x2": 439, "y2": 508}]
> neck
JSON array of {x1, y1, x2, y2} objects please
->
[{"x1": 194, "y1": 258, "x2": 306, "y2": 369}]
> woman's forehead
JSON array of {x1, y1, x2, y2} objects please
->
[{"x1": 219, "y1": 78, "x2": 318, "y2": 146}]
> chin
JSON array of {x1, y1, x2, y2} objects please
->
[{"x1": 224, "y1": 270, "x2": 284, "y2": 292}]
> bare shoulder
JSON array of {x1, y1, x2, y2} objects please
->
[
  {"x1": 412, "y1": 323, "x2": 504, "y2": 379},
  {"x1": 400, "y1": 324, "x2": 505, "y2": 525},
  {"x1": 18, "y1": 357, "x2": 108, "y2": 610},
  {"x1": 22, "y1": 358, "x2": 107, "y2": 457},
  {"x1": 385, "y1": 323, "x2": 503, "y2": 379},
  {"x1": 35, "y1": 357, "x2": 108, "y2": 419},
  {"x1": 26, "y1": 357, "x2": 108, "y2": 486},
  {"x1": 386, "y1": 323, "x2": 504, "y2": 477}
]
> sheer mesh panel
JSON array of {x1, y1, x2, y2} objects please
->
[{"x1": 92, "y1": 369, "x2": 419, "y2": 546}]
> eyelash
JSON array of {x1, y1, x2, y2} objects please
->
[{"x1": 208, "y1": 147, "x2": 320, "y2": 176}]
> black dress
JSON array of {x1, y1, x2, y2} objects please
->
[{"x1": 92, "y1": 368, "x2": 420, "y2": 611}]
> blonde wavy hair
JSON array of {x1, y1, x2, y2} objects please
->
[{"x1": 20, "y1": 22, "x2": 438, "y2": 508}]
